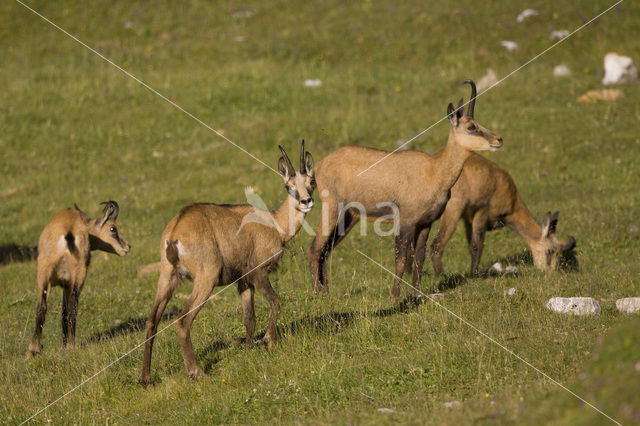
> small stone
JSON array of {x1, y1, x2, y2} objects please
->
[
  {"x1": 444, "y1": 400, "x2": 462, "y2": 409},
  {"x1": 377, "y1": 408, "x2": 395, "y2": 414},
  {"x1": 628, "y1": 225, "x2": 639, "y2": 234},
  {"x1": 635, "y1": 361, "x2": 640, "y2": 372},
  {"x1": 304, "y1": 79, "x2": 322, "y2": 88},
  {"x1": 506, "y1": 288, "x2": 517, "y2": 297},
  {"x1": 476, "y1": 69, "x2": 498, "y2": 91},
  {"x1": 396, "y1": 139, "x2": 412, "y2": 151},
  {"x1": 500, "y1": 40, "x2": 518, "y2": 52},
  {"x1": 553, "y1": 65, "x2": 571, "y2": 77},
  {"x1": 602, "y1": 53, "x2": 637, "y2": 85},
  {"x1": 546, "y1": 297, "x2": 601, "y2": 316},
  {"x1": 550, "y1": 29, "x2": 570, "y2": 40},
  {"x1": 505, "y1": 266, "x2": 518, "y2": 276},
  {"x1": 488, "y1": 262, "x2": 503, "y2": 276},
  {"x1": 616, "y1": 298, "x2": 640, "y2": 314},
  {"x1": 516, "y1": 9, "x2": 539, "y2": 23}
]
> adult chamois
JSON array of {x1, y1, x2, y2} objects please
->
[
  {"x1": 429, "y1": 153, "x2": 576, "y2": 275},
  {"x1": 28, "y1": 201, "x2": 129, "y2": 354},
  {"x1": 308, "y1": 80, "x2": 503, "y2": 300},
  {"x1": 139, "y1": 141, "x2": 315, "y2": 385}
]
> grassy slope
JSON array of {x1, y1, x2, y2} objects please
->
[{"x1": 1, "y1": 0, "x2": 639, "y2": 424}]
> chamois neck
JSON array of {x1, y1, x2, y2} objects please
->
[
  {"x1": 433, "y1": 130, "x2": 473, "y2": 191},
  {"x1": 508, "y1": 196, "x2": 543, "y2": 244},
  {"x1": 272, "y1": 195, "x2": 306, "y2": 243}
]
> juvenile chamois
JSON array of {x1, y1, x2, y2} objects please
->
[
  {"x1": 139, "y1": 141, "x2": 315, "y2": 385},
  {"x1": 429, "y1": 153, "x2": 576, "y2": 275},
  {"x1": 28, "y1": 201, "x2": 129, "y2": 354},
  {"x1": 308, "y1": 80, "x2": 503, "y2": 299}
]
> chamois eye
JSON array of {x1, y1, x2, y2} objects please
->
[
  {"x1": 468, "y1": 124, "x2": 477, "y2": 132},
  {"x1": 110, "y1": 226, "x2": 117, "y2": 234}
]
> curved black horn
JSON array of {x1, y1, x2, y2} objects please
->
[
  {"x1": 563, "y1": 236, "x2": 577, "y2": 252},
  {"x1": 299, "y1": 139, "x2": 306, "y2": 174},
  {"x1": 278, "y1": 145, "x2": 295, "y2": 175},
  {"x1": 462, "y1": 79, "x2": 477, "y2": 118},
  {"x1": 100, "y1": 200, "x2": 119, "y2": 221}
]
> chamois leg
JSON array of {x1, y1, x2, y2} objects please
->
[
  {"x1": 308, "y1": 200, "x2": 340, "y2": 293},
  {"x1": 175, "y1": 267, "x2": 219, "y2": 380},
  {"x1": 61, "y1": 285, "x2": 80, "y2": 348},
  {"x1": 469, "y1": 213, "x2": 488, "y2": 276},
  {"x1": 252, "y1": 271, "x2": 280, "y2": 350},
  {"x1": 411, "y1": 225, "x2": 431, "y2": 294},
  {"x1": 29, "y1": 270, "x2": 51, "y2": 355},
  {"x1": 430, "y1": 205, "x2": 464, "y2": 276},
  {"x1": 139, "y1": 264, "x2": 179, "y2": 385},
  {"x1": 238, "y1": 281, "x2": 255, "y2": 346},
  {"x1": 391, "y1": 226, "x2": 415, "y2": 301}
]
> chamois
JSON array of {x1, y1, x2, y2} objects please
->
[
  {"x1": 28, "y1": 201, "x2": 129, "y2": 354},
  {"x1": 429, "y1": 153, "x2": 576, "y2": 275},
  {"x1": 308, "y1": 80, "x2": 502, "y2": 299},
  {"x1": 139, "y1": 141, "x2": 315, "y2": 385}
]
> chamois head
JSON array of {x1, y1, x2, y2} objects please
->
[
  {"x1": 447, "y1": 79, "x2": 503, "y2": 152},
  {"x1": 75, "y1": 201, "x2": 130, "y2": 256},
  {"x1": 531, "y1": 211, "x2": 576, "y2": 270},
  {"x1": 277, "y1": 140, "x2": 315, "y2": 213}
]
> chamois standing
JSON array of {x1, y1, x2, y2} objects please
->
[
  {"x1": 28, "y1": 201, "x2": 129, "y2": 354},
  {"x1": 308, "y1": 80, "x2": 503, "y2": 299},
  {"x1": 429, "y1": 153, "x2": 576, "y2": 275},
  {"x1": 139, "y1": 141, "x2": 315, "y2": 385}
]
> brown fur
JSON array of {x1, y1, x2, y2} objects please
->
[
  {"x1": 28, "y1": 201, "x2": 129, "y2": 355},
  {"x1": 308, "y1": 80, "x2": 503, "y2": 299},
  {"x1": 139, "y1": 142, "x2": 315, "y2": 385},
  {"x1": 429, "y1": 153, "x2": 576, "y2": 275}
]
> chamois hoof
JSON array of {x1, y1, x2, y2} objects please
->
[
  {"x1": 27, "y1": 342, "x2": 42, "y2": 356},
  {"x1": 261, "y1": 336, "x2": 276, "y2": 350},
  {"x1": 138, "y1": 375, "x2": 152, "y2": 387},
  {"x1": 187, "y1": 366, "x2": 205, "y2": 380}
]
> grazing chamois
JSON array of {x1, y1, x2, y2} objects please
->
[
  {"x1": 429, "y1": 153, "x2": 576, "y2": 275},
  {"x1": 139, "y1": 141, "x2": 315, "y2": 385},
  {"x1": 308, "y1": 80, "x2": 503, "y2": 299},
  {"x1": 28, "y1": 201, "x2": 129, "y2": 354}
]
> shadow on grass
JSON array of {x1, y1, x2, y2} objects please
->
[
  {"x1": 86, "y1": 306, "x2": 180, "y2": 344},
  {"x1": 0, "y1": 244, "x2": 37, "y2": 266}
]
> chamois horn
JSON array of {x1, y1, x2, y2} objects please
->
[
  {"x1": 278, "y1": 145, "x2": 295, "y2": 176},
  {"x1": 462, "y1": 79, "x2": 477, "y2": 118}
]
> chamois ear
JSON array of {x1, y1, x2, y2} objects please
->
[
  {"x1": 447, "y1": 103, "x2": 459, "y2": 127},
  {"x1": 304, "y1": 152, "x2": 314, "y2": 176},
  {"x1": 277, "y1": 145, "x2": 296, "y2": 181},
  {"x1": 541, "y1": 211, "x2": 560, "y2": 237},
  {"x1": 456, "y1": 98, "x2": 464, "y2": 119},
  {"x1": 74, "y1": 204, "x2": 92, "y2": 225}
]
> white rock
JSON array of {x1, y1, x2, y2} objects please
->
[
  {"x1": 506, "y1": 287, "x2": 517, "y2": 297},
  {"x1": 501, "y1": 41, "x2": 518, "y2": 52},
  {"x1": 443, "y1": 400, "x2": 462, "y2": 409},
  {"x1": 505, "y1": 265, "x2": 518, "y2": 276},
  {"x1": 488, "y1": 262, "x2": 503, "y2": 277},
  {"x1": 516, "y1": 9, "x2": 539, "y2": 23},
  {"x1": 602, "y1": 53, "x2": 637, "y2": 85},
  {"x1": 476, "y1": 69, "x2": 498, "y2": 91},
  {"x1": 377, "y1": 408, "x2": 395, "y2": 413},
  {"x1": 546, "y1": 297, "x2": 601, "y2": 316},
  {"x1": 396, "y1": 139, "x2": 411, "y2": 151},
  {"x1": 616, "y1": 298, "x2": 640, "y2": 314},
  {"x1": 553, "y1": 65, "x2": 571, "y2": 77},
  {"x1": 550, "y1": 29, "x2": 570, "y2": 40},
  {"x1": 304, "y1": 79, "x2": 323, "y2": 88}
]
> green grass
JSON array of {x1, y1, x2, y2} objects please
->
[{"x1": 1, "y1": 0, "x2": 639, "y2": 424}]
